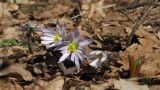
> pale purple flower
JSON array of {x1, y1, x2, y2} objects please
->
[
  {"x1": 58, "y1": 29, "x2": 93, "y2": 70},
  {"x1": 89, "y1": 50, "x2": 108, "y2": 68},
  {"x1": 41, "y1": 21, "x2": 67, "y2": 49}
]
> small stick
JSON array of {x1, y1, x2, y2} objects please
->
[
  {"x1": 126, "y1": 0, "x2": 158, "y2": 47},
  {"x1": 119, "y1": 10, "x2": 135, "y2": 24}
]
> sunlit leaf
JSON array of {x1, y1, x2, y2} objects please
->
[{"x1": 0, "y1": 38, "x2": 17, "y2": 47}]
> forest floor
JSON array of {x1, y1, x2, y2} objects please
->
[{"x1": 0, "y1": 0, "x2": 160, "y2": 90}]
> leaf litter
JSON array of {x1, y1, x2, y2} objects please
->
[{"x1": 0, "y1": 0, "x2": 160, "y2": 90}]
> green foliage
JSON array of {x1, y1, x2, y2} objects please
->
[
  {"x1": 21, "y1": 41, "x2": 29, "y2": 48},
  {"x1": 135, "y1": 57, "x2": 142, "y2": 67},
  {"x1": 0, "y1": 38, "x2": 17, "y2": 47}
]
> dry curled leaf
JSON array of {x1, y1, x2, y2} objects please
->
[{"x1": 0, "y1": 63, "x2": 32, "y2": 81}]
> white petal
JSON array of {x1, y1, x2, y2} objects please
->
[
  {"x1": 101, "y1": 53, "x2": 107, "y2": 62},
  {"x1": 56, "y1": 41, "x2": 62, "y2": 46},
  {"x1": 78, "y1": 46, "x2": 83, "y2": 50},
  {"x1": 48, "y1": 43, "x2": 56, "y2": 48},
  {"x1": 89, "y1": 59, "x2": 101, "y2": 67},
  {"x1": 42, "y1": 29, "x2": 53, "y2": 33},
  {"x1": 79, "y1": 39, "x2": 92, "y2": 46},
  {"x1": 76, "y1": 51, "x2": 83, "y2": 61},
  {"x1": 61, "y1": 50, "x2": 68, "y2": 54},
  {"x1": 90, "y1": 50, "x2": 102, "y2": 55},
  {"x1": 90, "y1": 51, "x2": 97, "y2": 55},
  {"x1": 74, "y1": 53, "x2": 80, "y2": 69},
  {"x1": 77, "y1": 50, "x2": 82, "y2": 54},
  {"x1": 56, "y1": 25, "x2": 61, "y2": 33},
  {"x1": 59, "y1": 52, "x2": 70, "y2": 63},
  {"x1": 74, "y1": 29, "x2": 80, "y2": 39},
  {"x1": 71, "y1": 53, "x2": 76, "y2": 62},
  {"x1": 43, "y1": 33, "x2": 54, "y2": 37},
  {"x1": 41, "y1": 36, "x2": 53, "y2": 41},
  {"x1": 41, "y1": 40, "x2": 54, "y2": 44},
  {"x1": 81, "y1": 49, "x2": 88, "y2": 58},
  {"x1": 95, "y1": 51, "x2": 103, "y2": 55},
  {"x1": 101, "y1": 57, "x2": 107, "y2": 62},
  {"x1": 59, "y1": 46, "x2": 68, "y2": 51}
]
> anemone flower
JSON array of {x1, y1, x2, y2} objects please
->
[
  {"x1": 89, "y1": 50, "x2": 108, "y2": 68},
  {"x1": 58, "y1": 29, "x2": 93, "y2": 70},
  {"x1": 41, "y1": 21, "x2": 67, "y2": 49}
]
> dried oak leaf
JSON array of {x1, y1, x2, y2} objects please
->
[
  {"x1": 44, "y1": 76, "x2": 64, "y2": 90},
  {"x1": 0, "y1": 3, "x2": 18, "y2": 17},
  {"x1": 114, "y1": 79, "x2": 149, "y2": 90},
  {"x1": 0, "y1": 79, "x2": 23, "y2": 90},
  {"x1": 0, "y1": 63, "x2": 32, "y2": 81},
  {"x1": 81, "y1": 0, "x2": 106, "y2": 18}
]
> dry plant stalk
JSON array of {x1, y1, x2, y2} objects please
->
[{"x1": 128, "y1": 55, "x2": 144, "y2": 78}]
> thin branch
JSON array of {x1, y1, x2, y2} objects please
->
[
  {"x1": 119, "y1": 10, "x2": 135, "y2": 24},
  {"x1": 126, "y1": 0, "x2": 158, "y2": 47},
  {"x1": 116, "y1": 0, "x2": 159, "y2": 10}
]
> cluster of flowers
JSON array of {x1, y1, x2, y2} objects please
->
[{"x1": 21, "y1": 21, "x2": 109, "y2": 71}]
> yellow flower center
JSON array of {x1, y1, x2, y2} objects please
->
[
  {"x1": 68, "y1": 42, "x2": 78, "y2": 53},
  {"x1": 98, "y1": 53, "x2": 103, "y2": 59},
  {"x1": 53, "y1": 34, "x2": 61, "y2": 42}
]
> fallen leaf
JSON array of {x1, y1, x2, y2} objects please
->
[
  {"x1": 114, "y1": 79, "x2": 149, "y2": 90},
  {"x1": 90, "y1": 82, "x2": 112, "y2": 90},
  {"x1": 45, "y1": 76, "x2": 64, "y2": 90},
  {"x1": 0, "y1": 3, "x2": 19, "y2": 17},
  {"x1": 0, "y1": 79, "x2": 23, "y2": 90},
  {"x1": 0, "y1": 63, "x2": 33, "y2": 81},
  {"x1": 3, "y1": 27, "x2": 20, "y2": 39},
  {"x1": 149, "y1": 85, "x2": 160, "y2": 90},
  {"x1": 94, "y1": 0, "x2": 105, "y2": 17}
]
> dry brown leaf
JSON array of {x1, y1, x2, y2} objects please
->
[
  {"x1": 3, "y1": 27, "x2": 20, "y2": 39},
  {"x1": 94, "y1": 0, "x2": 105, "y2": 17},
  {"x1": 114, "y1": 79, "x2": 149, "y2": 90},
  {"x1": 0, "y1": 79, "x2": 23, "y2": 90},
  {"x1": 0, "y1": 3, "x2": 19, "y2": 17},
  {"x1": 149, "y1": 85, "x2": 160, "y2": 90},
  {"x1": 120, "y1": 29, "x2": 160, "y2": 76},
  {"x1": 81, "y1": 0, "x2": 106, "y2": 18},
  {"x1": 136, "y1": 26, "x2": 158, "y2": 42},
  {"x1": 0, "y1": 63, "x2": 32, "y2": 81},
  {"x1": 90, "y1": 82, "x2": 112, "y2": 90},
  {"x1": 0, "y1": 46, "x2": 28, "y2": 58},
  {"x1": 24, "y1": 79, "x2": 47, "y2": 90},
  {"x1": 45, "y1": 76, "x2": 64, "y2": 90}
]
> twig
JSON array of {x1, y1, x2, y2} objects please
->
[
  {"x1": 97, "y1": 4, "x2": 116, "y2": 10},
  {"x1": 118, "y1": 10, "x2": 135, "y2": 24},
  {"x1": 116, "y1": 0, "x2": 159, "y2": 10},
  {"x1": 126, "y1": 0, "x2": 158, "y2": 47},
  {"x1": 70, "y1": 12, "x2": 85, "y2": 20}
]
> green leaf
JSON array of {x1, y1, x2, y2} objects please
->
[
  {"x1": 135, "y1": 57, "x2": 142, "y2": 67},
  {"x1": 21, "y1": 41, "x2": 29, "y2": 48},
  {"x1": 0, "y1": 38, "x2": 17, "y2": 47}
]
